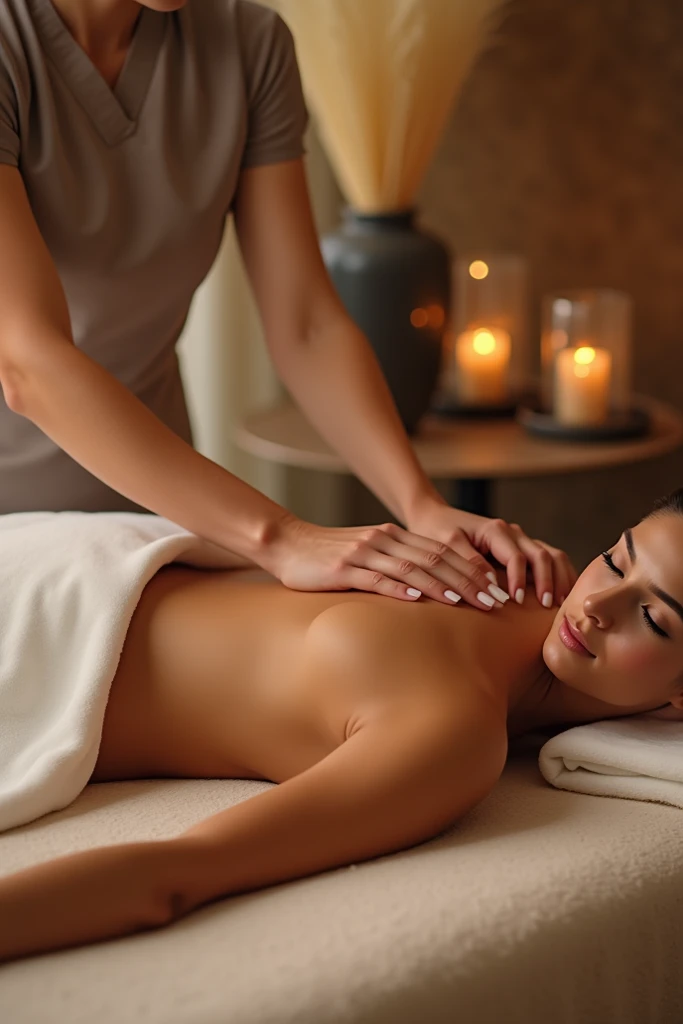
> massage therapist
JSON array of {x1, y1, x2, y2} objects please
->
[{"x1": 0, "y1": 0, "x2": 575, "y2": 610}]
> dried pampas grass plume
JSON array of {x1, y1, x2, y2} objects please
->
[{"x1": 274, "y1": 0, "x2": 508, "y2": 213}]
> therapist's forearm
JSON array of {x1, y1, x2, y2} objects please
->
[
  {"x1": 4, "y1": 336, "x2": 289, "y2": 559},
  {"x1": 271, "y1": 317, "x2": 444, "y2": 524}
]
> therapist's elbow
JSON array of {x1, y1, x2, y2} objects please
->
[
  {"x1": 0, "y1": 357, "x2": 41, "y2": 416},
  {"x1": 0, "y1": 329, "x2": 73, "y2": 415},
  {"x1": 0, "y1": 361, "x2": 26, "y2": 413},
  {"x1": 0, "y1": 330, "x2": 33, "y2": 412}
]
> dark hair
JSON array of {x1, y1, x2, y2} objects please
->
[{"x1": 648, "y1": 488, "x2": 683, "y2": 519}]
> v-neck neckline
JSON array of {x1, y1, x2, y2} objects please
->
[{"x1": 27, "y1": 0, "x2": 166, "y2": 146}]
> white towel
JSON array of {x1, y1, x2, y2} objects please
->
[
  {"x1": 539, "y1": 715, "x2": 683, "y2": 808},
  {"x1": 0, "y1": 511, "x2": 246, "y2": 833}
]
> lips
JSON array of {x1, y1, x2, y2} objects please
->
[{"x1": 559, "y1": 616, "x2": 595, "y2": 658}]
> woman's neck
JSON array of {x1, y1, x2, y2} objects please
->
[
  {"x1": 506, "y1": 651, "x2": 668, "y2": 738},
  {"x1": 49, "y1": 0, "x2": 141, "y2": 59}
]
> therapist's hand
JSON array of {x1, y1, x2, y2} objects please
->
[
  {"x1": 263, "y1": 513, "x2": 511, "y2": 610},
  {"x1": 406, "y1": 499, "x2": 577, "y2": 608}
]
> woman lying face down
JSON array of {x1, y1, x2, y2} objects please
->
[{"x1": 2, "y1": 491, "x2": 683, "y2": 963}]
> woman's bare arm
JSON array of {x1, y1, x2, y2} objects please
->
[{"x1": 0, "y1": 698, "x2": 505, "y2": 964}]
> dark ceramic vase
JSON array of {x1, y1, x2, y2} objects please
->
[{"x1": 321, "y1": 208, "x2": 450, "y2": 435}]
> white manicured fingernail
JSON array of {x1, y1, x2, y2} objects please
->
[
  {"x1": 488, "y1": 584, "x2": 510, "y2": 603},
  {"x1": 486, "y1": 571, "x2": 497, "y2": 584},
  {"x1": 407, "y1": 588, "x2": 422, "y2": 598},
  {"x1": 477, "y1": 591, "x2": 496, "y2": 607},
  {"x1": 542, "y1": 592, "x2": 553, "y2": 608},
  {"x1": 515, "y1": 588, "x2": 525, "y2": 605},
  {"x1": 444, "y1": 590, "x2": 461, "y2": 603}
]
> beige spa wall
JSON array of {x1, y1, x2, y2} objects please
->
[{"x1": 180, "y1": 0, "x2": 683, "y2": 573}]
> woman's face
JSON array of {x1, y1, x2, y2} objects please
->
[{"x1": 543, "y1": 512, "x2": 683, "y2": 711}]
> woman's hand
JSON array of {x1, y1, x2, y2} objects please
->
[
  {"x1": 263, "y1": 514, "x2": 511, "y2": 610},
  {"x1": 406, "y1": 499, "x2": 577, "y2": 608}
]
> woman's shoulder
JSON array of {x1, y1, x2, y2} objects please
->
[
  {"x1": 305, "y1": 597, "x2": 445, "y2": 651},
  {"x1": 302, "y1": 597, "x2": 507, "y2": 756},
  {"x1": 304, "y1": 598, "x2": 482, "y2": 703}
]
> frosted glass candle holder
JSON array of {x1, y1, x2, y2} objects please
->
[
  {"x1": 541, "y1": 289, "x2": 632, "y2": 423},
  {"x1": 519, "y1": 287, "x2": 648, "y2": 441},
  {"x1": 437, "y1": 253, "x2": 530, "y2": 414}
]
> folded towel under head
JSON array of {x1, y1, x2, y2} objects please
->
[{"x1": 539, "y1": 716, "x2": 683, "y2": 808}]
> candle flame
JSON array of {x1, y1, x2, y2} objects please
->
[
  {"x1": 573, "y1": 346, "x2": 596, "y2": 378},
  {"x1": 472, "y1": 329, "x2": 497, "y2": 355},
  {"x1": 469, "y1": 260, "x2": 489, "y2": 280}
]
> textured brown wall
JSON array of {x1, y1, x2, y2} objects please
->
[{"x1": 417, "y1": 0, "x2": 683, "y2": 569}]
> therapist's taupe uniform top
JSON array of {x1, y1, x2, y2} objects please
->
[{"x1": 0, "y1": 0, "x2": 308, "y2": 513}]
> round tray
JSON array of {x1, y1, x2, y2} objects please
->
[
  {"x1": 431, "y1": 386, "x2": 540, "y2": 421},
  {"x1": 517, "y1": 405, "x2": 651, "y2": 442},
  {"x1": 431, "y1": 394, "x2": 518, "y2": 419}
]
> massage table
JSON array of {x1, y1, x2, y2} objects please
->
[{"x1": 2, "y1": 743, "x2": 682, "y2": 1024}]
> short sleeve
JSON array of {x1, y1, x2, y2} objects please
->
[
  {"x1": 0, "y1": 40, "x2": 19, "y2": 167},
  {"x1": 239, "y1": 8, "x2": 309, "y2": 170}
]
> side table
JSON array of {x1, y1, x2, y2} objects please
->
[{"x1": 235, "y1": 396, "x2": 683, "y2": 518}]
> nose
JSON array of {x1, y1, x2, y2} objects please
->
[{"x1": 582, "y1": 590, "x2": 615, "y2": 629}]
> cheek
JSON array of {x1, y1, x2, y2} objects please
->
[
  {"x1": 609, "y1": 644, "x2": 653, "y2": 675},
  {"x1": 606, "y1": 636, "x2": 670, "y2": 679}
]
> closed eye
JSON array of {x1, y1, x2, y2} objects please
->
[{"x1": 601, "y1": 551, "x2": 669, "y2": 639}]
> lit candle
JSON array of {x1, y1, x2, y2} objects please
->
[
  {"x1": 554, "y1": 345, "x2": 612, "y2": 426},
  {"x1": 455, "y1": 327, "x2": 511, "y2": 405}
]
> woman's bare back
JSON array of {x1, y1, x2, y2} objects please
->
[
  {"x1": 93, "y1": 564, "x2": 553, "y2": 786},
  {"x1": 94, "y1": 566, "x2": 351, "y2": 783}
]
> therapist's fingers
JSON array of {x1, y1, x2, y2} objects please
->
[
  {"x1": 271, "y1": 519, "x2": 501, "y2": 607},
  {"x1": 537, "y1": 541, "x2": 577, "y2": 605},
  {"x1": 472, "y1": 516, "x2": 567, "y2": 607},
  {"x1": 506, "y1": 524, "x2": 577, "y2": 606},
  {"x1": 468, "y1": 517, "x2": 529, "y2": 602},
  {"x1": 367, "y1": 529, "x2": 508, "y2": 609},
  {"x1": 393, "y1": 524, "x2": 498, "y2": 589}
]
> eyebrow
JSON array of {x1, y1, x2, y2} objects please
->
[{"x1": 624, "y1": 528, "x2": 683, "y2": 622}]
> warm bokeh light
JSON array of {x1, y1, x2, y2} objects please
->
[
  {"x1": 410, "y1": 308, "x2": 429, "y2": 328},
  {"x1": 550, "y1": 328, "x2": 568, "y2": 351},
  {"x1": 574, "y1": 345, "x2": 596, "y2": 364},
  {"x1": 472, "y1": 329, "x2": 497, "y2": 355},
  {"x1": 426, "y1": 304, "x2": 445, "y2": 328},
  {"x1": 573, "y1": 345, "x2": 596, "y2": 378},
  {"x1": 553, "y1": 298, "x2": 573, "y2": 317},
  {"x1": 469, "y1": 260, "x2": 489, "y2": 280}
]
